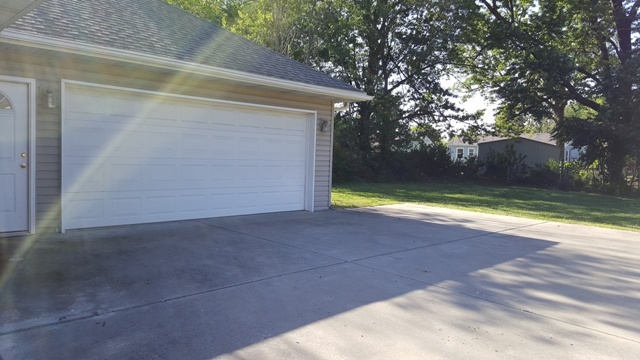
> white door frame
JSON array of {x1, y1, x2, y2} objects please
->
[
  {"x1": 61, "y1": 79, "x2": 317, "y2": 232},
  {"x1": 0, "y1": 75, "x2": 36, "y2": 235}
]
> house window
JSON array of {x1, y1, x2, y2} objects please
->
[
  {"x1": 457, "y1": 148, "x2": 464, "y2": 159},
  {"x1": 468, "y1": 148, "x2": 475, "y2": 157},
  {"x1": 0, "y1": 92, "x2": 13, "y2": 110}
]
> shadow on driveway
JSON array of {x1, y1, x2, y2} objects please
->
[{"x1": 1, "y1": 205, "x2": 638, "y2": 359}]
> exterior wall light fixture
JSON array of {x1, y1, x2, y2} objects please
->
[
  {"x1": 319, "y1": 118, "x2": 329, "y2": 132},
  {"x1": 40, "y1": 87, "x2": 57, "y2": 109}
]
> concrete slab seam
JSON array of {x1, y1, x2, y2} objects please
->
[
  {"x1": 194, "y1": 219, "x2": 349, "y2": 262},
  {"x1": 0, "y1": 261, "x2": 345, "y2": 337},
  {"x1": 348, "y1": 220, "x2": 550, "y2": 263}
]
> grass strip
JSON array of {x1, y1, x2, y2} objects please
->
[{"x1": 332, "y1": 182, "x2": 640, "y2": 232}]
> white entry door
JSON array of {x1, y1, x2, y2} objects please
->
[{"x1": 0, "y1": 81, "x2": 29, "y2": 233}]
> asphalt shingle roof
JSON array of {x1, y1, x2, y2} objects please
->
[
  {"x1": 449, "y1": 133, "x2": 558, "y2": 146},
  {"x1": 8, "y1": 0, "x2": 362, "y2": 93},
  {"x1": 478, "y1": 133, "x2": 557, "y2": 146}
]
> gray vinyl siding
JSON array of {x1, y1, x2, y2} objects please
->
[
  {"x1": 313, "y1": 106, "x2": 334, "y2": 210},
  {"x1": 479, "y1": 139, "x2": 562, "y2": 167},
  {"x1": 0, "y1": 47, "x2": 336, "y2": 232}
]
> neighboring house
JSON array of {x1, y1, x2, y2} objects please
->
[
  {"x1": 564, "y1": 142, "x2": 584, "y2": 162},
  {"x1": 0, "y1": 0, "x2": 371, "y2": 234},
  {"x1": 406, "y1": 135, "x2": 435, "y2": 151},
  {"x1": 478, "y1": 133, "x2": 563, "y2": 167},
  {"x1": 447, "y1": 137, "x2": 478, "y2": 161}
]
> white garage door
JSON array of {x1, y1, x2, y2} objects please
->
[{"x1": 62, "y1": 83, "x2": 313, "y2": 230}]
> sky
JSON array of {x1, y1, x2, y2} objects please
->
[{"x1": 442, "y1": 76, "x2": 496, "y2": 134}]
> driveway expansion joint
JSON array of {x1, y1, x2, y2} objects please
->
[
  {"x1": 348, "y1": 220, "x2": 550, "y2": 263},
  {"x1": 0, "y1": 262, "x2": 345, "y2": 337},
  {"x1": 195, "y1": 219, "x2": 348, "y2": 263}
]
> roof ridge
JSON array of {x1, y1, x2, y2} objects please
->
[{"x1": 477, "y1": 133, "x2": 557, "y2": 145}]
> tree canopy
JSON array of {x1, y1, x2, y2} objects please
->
[
  {"x1": 318, "y1": 0, "x2": 480, "y2": 171},
  {"x1": 166, "y1": 0, "x2": 639, "y2": 187},
  {"x1": 455, "y1": 0, "x2": 640, "y2": 185}
]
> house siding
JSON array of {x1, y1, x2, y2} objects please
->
[
  {"x1": 0, "y1": 48, "x2": 335, "y2": 232},
  {"x1": 448, "y1": 145, "x2": 478, "y2": 161},
  {"x1": 479, "y1": 139, "x2": 562, "y2": 167}
]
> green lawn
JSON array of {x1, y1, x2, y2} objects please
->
[{"x1": 332, "y1": 182, "x2": 640, "y2": 232}]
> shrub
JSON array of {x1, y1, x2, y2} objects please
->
[
  {"x1": 332, "y1": 144, "x2": 369, "y2": 182},
  {"x1": 524, "y1": 159, "x2": 562, "y2": 188},
  {"x1": 481, "y1": 143, "x2": 528, "y2": 183},
  {"x1": 413, "y1": 143, "x2": 455, "y2": 178},
  {"x1": 451, "y1": 156, "x2": 480, "y2": 179}
]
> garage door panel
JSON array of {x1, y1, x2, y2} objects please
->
[
  {"x1": 66, "y1": 111, "x2": 106, "y2": 123},
  {"x1": 144, "y1": 131, "x2": 177, "y2": 157},
  {"x1": 63, "y1": 84, "x2": 311, "y2": 229},
  {"x1": 236, "y1": 111, "x2": 263, "y2": 129},
  {"x1": 67, "y1": 189, "x2": 307, "y2": 229},
  {"x1": 64, "y1": 126, "x2": 106, "y2": 156},
  {"x1": 145, "y1": 164, "x2": 178, "y2": 189},
  {"x1": 66, "y1": 158, "x2": 308, "y2": 194},
  {"x1": 208, "y1": 163, "x2": 235, "y2": 183},
  {"x1": 178, "y1": 194, "x2": 209, "y2": 213},
  {"x1": 181, "y1": 108, "x2": 210, "y2": 126},
  {"x1": 64, "y1": 195, "x2": 105, "y2": 224},
  {"x1": 209, "y1": 135, "x2": 236, "y2": 157},
  {"x1": 108, "y1": 162, "x2": 144, "y2": 190},
  {"x1": 111, "y1": 94, "x2": 145, "y2": 115},
  {"x1": 108, "y1": 196, "x2": 142, "y2": 219},
  {"x1": 180, "y1": 133, "x2": 210, "y2": 157},
  {"x1": 145, "y1": 195, "x2": 176, "y2": 215},
  {"x1": 263, "y1": 120, "x2": 286, "y2": 130},
  {"x1": 111, "y1": 131, "x2": 146, "y2": 156},
  {"x1": 180, "y1": 164, "x2": 208, "y2": 184},
  {"x1": 66, "y1": 92, "x2": 107, "y2": 114},
  {"x1": 64, "y1": 159, "x2": 105, "y2": 192},
  {"x1": 211, "y1": 109, "x2": 237, "y2": 127}
]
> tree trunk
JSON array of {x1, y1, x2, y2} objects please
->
[
  {"x1": 604, "y1": 141, "x2": 627, "y2": 187},
  {"x1": 357, "y1": 103, "x2": 373, "y2": 155}
]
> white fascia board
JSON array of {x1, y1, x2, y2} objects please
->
[{"x1": 0, "y1": 30, "x2": 374, "y2": 102}]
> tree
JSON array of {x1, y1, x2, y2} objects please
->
[
  {"x1": 455, "y1": 0, "x2": 640, "y2": 186},
  {"x1": 321, "y1": 0, "x2": 481, "y2": 173},
  {"x1": 166, "y1": 0, "x2": 484, "y2": 179},
  {"x1": 230, "y1": 0, "x2": 324, "y2": 65},
  {"x1": 164, "y1": 0, "x2": 243, "y2": 26}
]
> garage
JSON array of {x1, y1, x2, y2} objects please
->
[
  {"x1": 61, "y1": 82, "x2": 315, "y2": 230},
  {"x1": 1, "y1": 0, "x2": 372, "y2": 235}
]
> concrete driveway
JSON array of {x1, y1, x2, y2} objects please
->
[{"x1": 1, "y1": 204, "x2": 639, "y2": 359}]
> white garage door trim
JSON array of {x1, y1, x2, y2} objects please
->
[{"x1": 61, "y1": 80, "x2": 317, "y2": 232}]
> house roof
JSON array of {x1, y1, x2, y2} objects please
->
[
  {"x1": 2, "y1": 0, "x2": 371, "y2": 100},
  {"x1": 449, "y1": 133, "x2": 558, "y2": 146},
  {"x1": 0, "y1": 0, "x2": 47, "y2": 31},
  {"x1": 447, "y1": 137, "x2": 476, "y2": 147},
  {"x1": 478, "y1": 133, "x2": 558, "y2": 146}
]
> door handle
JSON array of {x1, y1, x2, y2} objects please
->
[{"x1": 20, "y1": 163, "x2": 27, "y2": 168}]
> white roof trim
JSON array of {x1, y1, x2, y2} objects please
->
[{"x1": 0, "y1": 29, "x2": 373, "y2": 102}]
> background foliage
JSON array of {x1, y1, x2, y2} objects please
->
[{"x1": 165, "y1": 0, "x2": 638, "y2": 193}]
